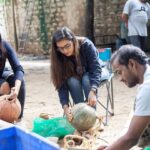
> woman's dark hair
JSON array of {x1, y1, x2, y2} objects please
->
[
  {"x1": 50, "y1": 27, "x2": 83, "y2": 89},
  {"x1": 0, "y1": 34, "x2": 6, "y2": 68},
  {"x1": 111, "y1": 45, "x2": 147, "y2": 66}
]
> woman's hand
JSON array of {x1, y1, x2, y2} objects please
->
[
  {"x1": 88, "y1": 90, "x2": 97, "y2": 106},
  {"x1": 63, "y1": 105, "x2": 73, "y2": 122}
]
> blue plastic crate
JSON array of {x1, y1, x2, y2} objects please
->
[
  {"x1": 99, "y1": 48, "x2": 111, "y2": 61},
  {"x1": 0, "y1": 126, "x2": 60, "y2": 150}
]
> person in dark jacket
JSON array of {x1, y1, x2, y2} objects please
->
[
  {"x1": 0, "y1": 34, "x2": 25, "y2": 119},
  {"x1": 50, "y1": 27, "x2": 109, "y2": 120}
]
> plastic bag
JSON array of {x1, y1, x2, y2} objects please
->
[{"x1": 32, "y1": 117, "x2": 75, "y2": 138}]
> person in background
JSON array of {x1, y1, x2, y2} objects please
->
[
  {"x1": 98, "y1": 45, "x2": 150, "y2": 150},
  {"x1": 0, "y1": 34, "x2": 25, "y2": 120},
  {"x1": 122, "y1": 0, "x2": 150, "y2": 52},
  {"x1": 50, "y1": 27, "x2": 109, "y2": 120},
  {"x1": 116, "y1": 20, "x2": 129, "y2": 49}
]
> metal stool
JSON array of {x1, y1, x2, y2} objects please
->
[
  {"x1": 97, "y1": 48, "x2": 114, "y2": 125},
  {"x1": 97, "y1": 71, "x2": 114, "y2": 125}
]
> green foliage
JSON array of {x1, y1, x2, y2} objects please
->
[
  {"x1": 37, "y1": 0, "x2": 49, "y2": 52},
  {"x1": 23, "y1": 0, "x2": 28, "y2": 5},
  {"x1": 0, "y1": 0, "x2": 10, "y2": 6}
]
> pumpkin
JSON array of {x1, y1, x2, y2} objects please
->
[
  {"x1": 71, "y1": 103, "x2": 97, "y2": 131},
  {"x1": 0, "y1": 97, "x2": 21, "y2": 123}
]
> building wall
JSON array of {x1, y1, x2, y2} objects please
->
[
  {"x1": 0, "y1": 0, "x2": 87, "y2": 54},
  {"x1": 0, "y1": 0, "x2": 128, "y2": 54},
  {"x1": 94, "y1": 0, "x2": 126, "y2": 48}
]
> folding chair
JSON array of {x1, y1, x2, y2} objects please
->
[{"x1": 97, "y1": 48, "x2": 114, "y2": 125}]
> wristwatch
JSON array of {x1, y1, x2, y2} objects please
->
[{"x1": 91, "y1": 87, "x2": 97, "y2": 94}]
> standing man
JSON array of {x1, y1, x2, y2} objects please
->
[
  {"x1": 97, "y1": 45, "x2": 150, "y2": 150},
  {"x1": 122, "y1": 0, "x2": 150, "y2": 51}
]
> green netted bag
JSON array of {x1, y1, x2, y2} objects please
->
[{"x1": 32, "y1": 117, "x2": 75, "y2": 138}]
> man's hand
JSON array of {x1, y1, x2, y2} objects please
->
[
  {"x1": 0, "y1": 94, "x2": 10, "y2": 101},
  {"x1": 8, "y1": 80, "x2": 21, "y2": 100},
  {"x1": 121, "y1": 13, "x2": 128, "y2": 28},
  {"x1": 8, "y1": 87, "x2": 18, "y2": 100},
  {"x1": 97, "y1": 146, "x2": 107, "y2": 150}
]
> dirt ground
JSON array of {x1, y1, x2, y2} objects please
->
[
  {"x1": 20, "y1": 57, "x2": 138, "y2": 149},
  {"x1": 20, "y1": 59, "x2": 63, "y2": 128}
]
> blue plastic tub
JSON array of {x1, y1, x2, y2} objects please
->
[
  {"x1": 0, "y1": 126, "x2": 60, "y2": 150},
  {"x1": 99, "y1": 48, "x2": 111, "y2": 61}
]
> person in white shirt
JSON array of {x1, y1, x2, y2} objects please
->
[
  {"x1": 97, "y1": 45, "x2": 150, "y2": 150},
  {"x1": 122, "y1": 0, "x2": 150, "y2": 51}
]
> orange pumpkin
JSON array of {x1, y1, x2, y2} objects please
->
[{"x1": 0, "y1": 97, "x2": 21, "y2": 123}]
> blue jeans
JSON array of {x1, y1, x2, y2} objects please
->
[
  {"x1": 67, "y1": 73, "x2": 90, "y2": 104},
  {"x1": 129, "y1": 35, "x2": 147, "y2": 51},
  {"x1": 67, "y1": 68, "x2": 110, "y2": 104}
]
